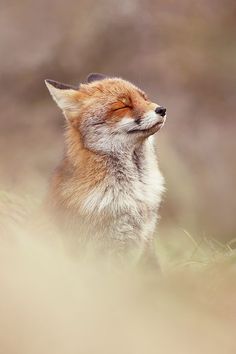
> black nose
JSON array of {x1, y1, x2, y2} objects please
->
[{"x1": 155, "y1": 106, "x2": 166, "y2": 117}]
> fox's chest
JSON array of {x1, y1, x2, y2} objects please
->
[
  {"x1": 53, "y1": 145, "x2": 164, "y2": 243},
  {"x1": 81, "y1": 159, "x2": 164, "y2": 217},
  {"x1": 78, "y1": 163, "x2": 163, "y2": 242}
]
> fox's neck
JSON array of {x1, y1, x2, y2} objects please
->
[
  {"x1": 64, "y1": 126, "x2": 146, "y2": 173},
  {"x1": 47, "y1": 127, "x2": 150, "y2": 214}
]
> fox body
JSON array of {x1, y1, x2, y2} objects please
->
[{"x1": 45, "y1": 74, "x2": 166, "y2": 257}]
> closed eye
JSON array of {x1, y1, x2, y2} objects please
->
[
  {"x1": 113, "y1": 106, "x2": 129, "y2": 111},
  {"x1": 111, "y1": 100, "x2": 132, "y2": 111}
]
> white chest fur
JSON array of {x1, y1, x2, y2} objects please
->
[{"x1": 80, "y1": 137, "x2": 164, "y2": 241}]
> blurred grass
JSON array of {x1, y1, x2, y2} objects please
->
[
  {"x1": 1, "y1": 191, "x2": 236, "y2": 353},
  {"x1": 158, "y1": 229, "x2": 236, "y2": 271},
  {"x1": 1, "y1": 189, "x2": 236, "y2": 269}
]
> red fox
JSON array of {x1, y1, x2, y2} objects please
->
[{"x1": 45, "y1": 73, "x2": 166, "y2": 262}]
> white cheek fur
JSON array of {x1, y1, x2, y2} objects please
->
[
  {"x1": 116, "y1": 116, "x2": 135, "y2": 131},
  {"x1": 83, "y1": 111, "x2": 160, "y2": 154},
  {"x1": 140, "y1": 111, "x2": 159, "y2": 129},
  {"x1": 116, "y1": 111, "x2": 159, "y2": 132}
]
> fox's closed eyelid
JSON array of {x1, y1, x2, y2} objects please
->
[
  {"x1": 113, "y1": 106, "x2": 129, "y2": 111},
  {"x1": 110, "y1": 95, "x2": 133, "y2": 110},
  {"x1": 111, "y1": 103, "x2": 132, "y2": 111}
]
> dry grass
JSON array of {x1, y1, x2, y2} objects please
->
[{"x1": 1, "y1": 193, "x2": 236, "y2": 354}]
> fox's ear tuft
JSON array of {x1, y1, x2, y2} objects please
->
[
  {"x1": 86, "y1": 73, "x2": 108, "y2": 84},
  {"x1": 45, "y1": 79, "x2": 80, "y2": 112}
]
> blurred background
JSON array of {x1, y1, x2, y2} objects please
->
[{"x1": 0, "y1": 0, "x2": 235, "y2": 241}]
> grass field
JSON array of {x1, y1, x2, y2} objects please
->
[{"x1": 0, "y1": 192, "x2": 236, "y2": 353}]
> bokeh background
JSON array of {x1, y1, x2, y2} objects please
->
[{"x1": 1, "y1": 0, "x2": 235, "y2": 241}]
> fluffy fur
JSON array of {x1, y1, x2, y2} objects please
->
[{"x1": 45, "y1": 74, "x2": 166, "y2": 260}]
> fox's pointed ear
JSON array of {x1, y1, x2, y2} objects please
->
[
  {"x1": 45, "y1": 79, "x2": 80, "y2": 112},
  {"x1": 86, "y1": 73, "x2": 108, "y2": 83}
]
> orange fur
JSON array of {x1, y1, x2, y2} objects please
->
[{"x1": 47, "y1": 127, "x2": 107, "y2": 211}]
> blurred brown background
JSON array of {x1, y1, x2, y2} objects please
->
[{"x1": 0, "y1": 0, "x2": 235, "y2": 240}]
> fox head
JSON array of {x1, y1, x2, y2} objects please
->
[{"x1": 45, "y1": 74, "x2": 166, "y2": 154}]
